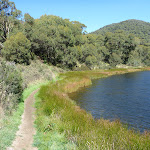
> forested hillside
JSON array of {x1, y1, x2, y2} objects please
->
[
  {"x1": 92, "y1": 19, "x2": 150, "y2": 42},
  {"x1": 1, "y1": 0, "x2": 150, "y2": 114},
  {"x1": 1, "y1": 1, "x2": 150, "y2": 70}
]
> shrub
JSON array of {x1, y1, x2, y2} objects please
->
[
  {"x1": 16, "y1": 59, "x2": 61, "y2": 88},
  {"x1": 0, "y1": 60, "x2": 23, "y2": 113},
  {"x1": 2, "y1": 32, "x2": 31, "y2": 65},
  {"x1": 85, "y1": 55, "x2": 97, "y2": 68}
]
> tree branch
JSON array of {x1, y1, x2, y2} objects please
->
[{"x1": 0, "y1": 42, "x2": 4, "y2": 48}]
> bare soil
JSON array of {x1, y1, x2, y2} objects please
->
[{"x1": 7, "y1": 90, "x2": 38, "y2": 150}]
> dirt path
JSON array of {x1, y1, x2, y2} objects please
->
[{"x1": 7, "y1": 90, "x2": 38, "y2": 150}]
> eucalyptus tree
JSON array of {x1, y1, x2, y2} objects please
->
[
  {"x1": 30, "y1": 15, "x2": 86, "y2": 68},
  {"x1": 24, "y1": 13, "x2": 34, "y2": 39},
  {"x1": 0, "y1": 0, "x2": 22, "y2": 48}
]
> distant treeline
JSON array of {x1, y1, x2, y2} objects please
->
[{"x1": 1, "y1": 0, "x2": 150, "y2": 70}]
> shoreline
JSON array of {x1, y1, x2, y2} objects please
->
[
  {"x1": 67, "y1": 68, "x2": 150, "y2": 132},
  {"x1": 34, "y1": 67, "x2": 150, "y2": 149}
]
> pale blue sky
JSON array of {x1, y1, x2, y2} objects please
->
[{"x1": 13, "y1": 0, "x2": 150, "y2": 33}]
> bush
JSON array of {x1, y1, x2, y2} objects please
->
[
  {"x1": 85, "y1": 55, "x2": 97, "y2": 68},
  {"x1": 109, "y1": 53, "x2": 123, "y2": 67},
  {"x1": 127, "y1": 51, "x2": 144, "y2": 67},
  {"x1": 2, "y1": 32, "x2": 31, "y2": 65},
  {"x1": 0, "y1": 60, "x2": 23, "y2": 114},
  {"x1": 16, "y1": 59, "x2": 62, "y2": 87}
]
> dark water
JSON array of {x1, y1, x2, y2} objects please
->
[{"x1": 69, "y1": 71, "x2": 150, "y2": 132}]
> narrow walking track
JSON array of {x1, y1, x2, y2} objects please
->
[{"x1": 7, "y1": 90, "x2": 39, "y2": 150}]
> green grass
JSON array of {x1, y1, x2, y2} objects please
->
[
  {"x1": 33, "y1": 91, "x2": 77, "y2": 150},
  {"x1": 22, "y1": 80, "x2": 50, "y2": 101},
  {"x1": 34, "y1": 69, "x2": 150, "y2": 150},
  {"x1": 0, "y1": 80, "x2": 49, "y2": 150},
  {"x1": 109, "y1": 68, "x2": 128, "y2": 71},
  {"x1": 0, "y1": 102, "x2": 24, "y2": 150}
]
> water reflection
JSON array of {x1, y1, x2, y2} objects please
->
[{"x1": 69, "y1": 71, "x2": 150, "y2": 132}]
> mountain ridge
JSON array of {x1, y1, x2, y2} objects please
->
[{"x1": 92, "y1": 19, "x2": 150, "y2": 42}]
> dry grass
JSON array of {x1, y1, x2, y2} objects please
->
[{"x1": 16, "y1": 59, "x2": 64, "y2": 88}]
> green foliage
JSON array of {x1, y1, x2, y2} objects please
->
[
  {"x1": 109, "y1": 53, "x2": 123, "y2": 66},
  {"x1": 2, "y1": 32, "x2": 31, "y2": 64},
  {"x1": 24, "y1": 13, "x2": 35, "y2": 41},
  {"x1": 0, "y1": 0, "x2": 22, "y2": 46},
  {"x1": 85, "y1": 55, "x2": 97, "y2": 68},
  {"x1": 26, "y1": 17, "x2": 150, "y2": 68},
  {"x1": 92, "y1": 19, "x2": 150, "y2": 42},
  {"x1": 0, "y1": 60, "x2": 23, "y2": 113},
  {"x1": 29, "y1": 15, "x2": 86, "y2": 67},
  {"x1": 1, "y1": 1, "x2": 150, "y2": 69},
  {"x1": 128, "y1": 51, "x2": 143, "y2": 67}
]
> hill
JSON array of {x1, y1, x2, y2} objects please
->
[{"x1": 92, "y1": 19, "x2": 150, "y2": 42}]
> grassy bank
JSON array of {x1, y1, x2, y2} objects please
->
[
  {"x1": 0, "y1": 81, "x2": 49, "y2": 150},
  {"x1": 34, "y1": 68, "x2": 150, "y2": 150}
]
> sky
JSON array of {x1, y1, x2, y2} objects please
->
[{"x1": 12, "y1": 0, "x2": 150, "y2": 33}]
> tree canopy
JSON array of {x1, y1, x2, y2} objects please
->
[
  {"x1": 2, "y1": 32, "x2": 31, "y2": 64},
  {"x1": 0, "y1": 1, "x2": 150, "y2": 69},
  {"x1": 0, "y1": 0, "x2": 22, "y2": 48}
]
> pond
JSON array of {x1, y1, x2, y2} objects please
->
[{"x1": 69, "y1": 71, "x2": 150, "y2": 132}]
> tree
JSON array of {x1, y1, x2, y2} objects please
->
[
  {"x1": 109, "y1": 53, "x2": 123, "y2": 66},
  {"x1": 24, "y1": 13, "x2": 34, "y2": 39},
  {"x1": 0, "y1": 0, "x2": 22, "y2": 48},
  {"x1": 127, "y1": 51, "x2": 143, "y2": 67},
  {"x1": 85, "y1": 55, "x2": 97, "y2": 69},
  {"x1": 80, "y1": 43, "x2": 97, "y2": 63},
  {"x1": 61, "y1": 46, "x2": 79, "y2": 69},
  {"x1": 30, "y1": 15, "x2": 86, "y2": 68},
  {"x1": 128, "y1": 45, "x2": 150, "y2": 67},
  {"x1": 1, "y1": 32, "x2": 31, "y2": 64}
]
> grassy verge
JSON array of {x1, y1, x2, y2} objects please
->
[
  {"x1": 0, "y1": 80, "x2": 49, "y2": 150},
  {"x1": 34, "y1": 91, "x2": 77, "y2": 150},
  {"x1": 34, "y1": 68, "x2": 150, "y2": 150}
]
